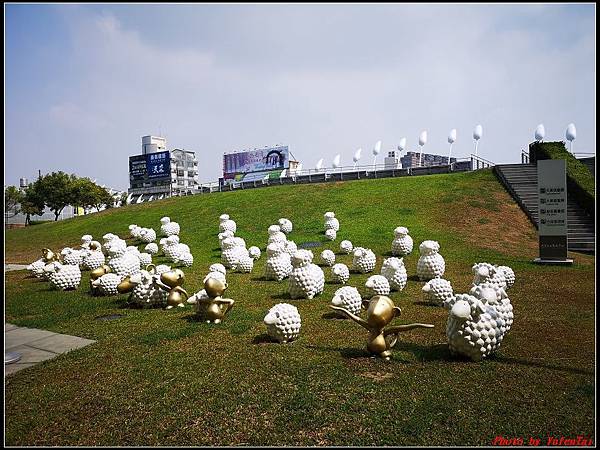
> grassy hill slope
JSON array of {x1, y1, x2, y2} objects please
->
[{"x1": 4, "y1": 169, "x2": 595, "y2": 446}]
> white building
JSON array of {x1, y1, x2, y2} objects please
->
[
  {"x1": 128, "y1": 136, "x2": 199, "y2": 201},
  {"x1": 142, "y1": 135, "x2": 167, "y2": 155},
  {"x1": 383, "y1": 149, "x2": 402, "y2": 169}
]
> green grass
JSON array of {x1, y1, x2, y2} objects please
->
[
  {"x1": 529, "y1": 141, "x2": 595, "y2": 213},
  {"x1": 4, "y1": 169, "x2": 595, "y2": 446}
]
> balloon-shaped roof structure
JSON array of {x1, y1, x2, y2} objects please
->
[
  {"x1": 398, "y1": 138, "x2": 406, "y2": 152},
  {"x1": 372, "y1": 140, "x2": 382, "y2": 156},
  {"x1": 448, "y1": 129, "x2": 457, "y2": 144},
  {"x1": 353, "y1": 148, "x2": 362, "y2": 163},
  {"x1": 419, "y1": 131, "x2": 428, "y2": 146},
  {"x1": 332, "y1": 154, "x2": 341, "y2": 168},
  {"x1": 535, "y1": 124, "x2": 546, "y2": 142},
  {"x1": 473, "y1": 124, "x2": 483, "y2": 140},
  {"x1": 566, "y1": 123, "x2": 576, "y2": 142},
  {"x1": 316, "y1": 158, "x2": 324, "y2": 170}
]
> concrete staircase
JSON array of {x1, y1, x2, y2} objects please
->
[{"x1": 494, "y1": 163, "x2": 595, "y2": 253}]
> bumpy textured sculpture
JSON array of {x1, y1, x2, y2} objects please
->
[
  {"x1": 28, "y1": 249, "x2": 57, "y2": 278},
  {"x1": 288, "y1": 250, "x2": 325, "y2": 299},
  {"x1": 324, "y1": 212, "x2": 340, "y2": 231},
  {"x1": 444, "y1": 284, "x2": 513, "y2": 361},
  {"x1": 144, "y1": 243, "x2": 159, "y2": 255},
  {"x1": 160, "y1": 217, "x2": 180, "y2": 237},
  {"x1": 284, "y1": 240, "x2": 297, "y2": 256},
  {"x1": 248, "y1": 246, "x2": 261, "y2": 260},
  {"x1": 365, "y1": 275, "x2": 391, "y2": 296},
  {"x1": 264, "y1": 242, "x2": 293, "y2": 281},
  {"x1": 320, "y1": 250, "x2": 336, "y2": 266},
  {"x1": 330, "y1": 296, "x2": 434, "y2": 360},
  {"x1": 91, "y1": 273, "x2": 122, "y2": 296},
  {"x1": 380, "y1": 257, "x2": 408, "y2": 291},
  {"x1": 28, "y1": 260, "x2": 47, "y2": 278},
  {"x1": 81, "y1": 235, "x2": 93, "y2": 249},
  {"x1": 192, "y1": 277, "x2": 235, "y2": 323},
  {"x1": 43, "y1": 261, "x2": 61, "y2": 281},
  {"x1": 391, "y1": 227, "x2": 414, "y2": 256},
  {"x1": 204, "y1": 271, "x2": 227, "y2": 284},
  {"x1": 264, "y1": 303, "x2": 301, "y2": 343},
  {"x1": 221, "y1": 237, "x2": 245, "y2": 269},
  {"x1": 472, "y1": 263, "x2": 507, "y2": 290},
  {"x1": 154, "y1": 264, "x2": 172, "y2": 276},
  {"x1": 107, "y1": 242, "x2": 141, "y2": 278},
  {"x1": 121, "y1": 270, "x2": 169, "y2": 308},
  {"x1": 496, "y1": 266, "x2": 515, "y2": 289},
  {"x1": 209, "y1": 263, "x2": 227, "y2": 275},
  {"x1": 138, "y1": 252, "x2": 153, "y2": 266},
  {"x1": 325, "y1": 229, "x2": 337, "y2": 241},
  {"x1": 331, "y1": 263, "x2": 350, "y2": 284},
  {"x1": 340, "y1": 240, "x2": 353, "y2": 254},
  {"x1": 126, "y1": 246, "x2": 141, "y2": 258},
  {"x1": 416, "y1": 241, "x2": 445, "y2": 281},
  {"x1": 49, "y1": 263, "x2": 82, "y2": 290},
  {"x1": 61, "y1": 248, "x2": 84, "y2": 266},
  {"x1": 267, "y1": 225, "x2": 287, "y2": 244},
  {"x1": 422, "y1": 278, "x2": 454, "y2": 306},
  {"x1": 218, "y1": 214, "x2": 237, "y2": 234},
  {"x1": 82, "y1": 248, "x2": 106, "y2": 271},
  {"x1": 218, "y1": 230, "x2": 235, "y2": 248},
  {"x1": 139, "y1": 228, "x2": 157, "y2": 244},
  {"x1": 129, "y1": 224, "x2": 142, "y2": 239},
  {"x1": 352, "y1": 247, "x2": 376, "y2": 274},
  {"x1": 174, "y1": 252, "x2": 193, "y2": 267},
  {"x1": 163, "y1": 236, "x2": 191, "y2": 263},
  {"x1": 278, "y1": 218, "x2": 293, "y2": 234},
  {"x1": 236, "y1": 255, "x2": 254, "y2": 273},
  {"x1": 331, "y1": 286, "x2": 362, "y2": 316},
  {"x1": 470, "y1": 283, "x2": 514, "y2": 334}
]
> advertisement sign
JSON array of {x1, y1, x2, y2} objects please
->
[
  {"x1": 536, "y1": 159, "x2": 569, "y2": 261},
  {"x1": 147, "y1": 151, "x2": 171, "y2": 179},
  {"x1": 129, "y1": 151, "x2": 171, "y2": 182},
  {"x1": 223, "y1": 146, "x2": 289, "y2": 180}
]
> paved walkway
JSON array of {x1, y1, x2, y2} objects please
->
[
  {"x1": 5, "y1": 323, "x2": 95, "y2": 376},
  {"x1": 5, "y1": 264, "x2": 29, "y2": 272}
]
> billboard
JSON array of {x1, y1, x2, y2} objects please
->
[
  {"x1": 223, "y1": 146, "x2": 289, "y2": 180},
  {"x1": 129, "y1": 150, "x2": 171, "y2": 183}
]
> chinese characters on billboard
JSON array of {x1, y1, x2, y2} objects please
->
[
  {"x1": 129, "y1": 150, "x2": 171, "y2": 183},
  {"x1": 223, "y1": 146, "x2": 289, "y2": 180}
]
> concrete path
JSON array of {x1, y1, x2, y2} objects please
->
[
  {"x1": 5, "y1": 323, "x2": 95, "y2": 376},
  {"x1": 5, "y1": 264, "x2": 29, "y2": 272}
]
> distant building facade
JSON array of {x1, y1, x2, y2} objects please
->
[
  {"x1": 128, "y1": 136, "x2": 199, "y2": 200},
  {"x1": 400, "y1": 151, "x2": 456, "y2": 168}
]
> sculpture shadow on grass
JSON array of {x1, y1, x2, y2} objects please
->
[
  {"x1": 491, "y1": 355, "x2": 594, "y2": 376},
  {"x1": 412, "y1": 301, "x2": 440, "y2": 307},
  {"x1": 251, "y1": 276, "x2": 269, "y2": 282},
  {"x1": 325, "y1": 280, "x2": 342, "y2": 285},
  {"x1": 271, "y1": 292, "x2": 292, "y2": 300},
  {"x1": 252, "y1": 333, "x2": 280, "y2": 345},
  {"x1": 321, "y1": 311, "x2": 347, "y2": 320},
  {"x1": 407, "y1": 274, "x2": 422, "y2": 282}
]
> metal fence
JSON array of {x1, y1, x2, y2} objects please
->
[{"x1": 195, "y1": 155, "x2": 492, "y2": 194}]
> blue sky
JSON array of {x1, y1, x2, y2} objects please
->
[{"x1": 5, "y1": 3, "x2": 596, "y2": 189}]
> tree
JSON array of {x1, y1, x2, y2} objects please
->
[
  {"x1": 21, "y1": 182, "x2": 45, "y2": 226},
  {"x1": 118, "y1": 192, "x2": 129, "y2": 207},
  {"x1": 36, "y1": 172, "x2": 77, "y2": 221},
  {"x1": 90, "y1": 184, "x2": 115, "y2": 211},
  {"x1": 4, "y1": 186, "x2": 24, "y2": 218}
]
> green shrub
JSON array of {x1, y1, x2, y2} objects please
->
[{"x1": 529, "y1": 141, "x2": 595, "y2": 215}]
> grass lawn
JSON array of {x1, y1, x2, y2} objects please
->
[{"x1": 4, "y1": 169, "x2": 595, "y2": 446}]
